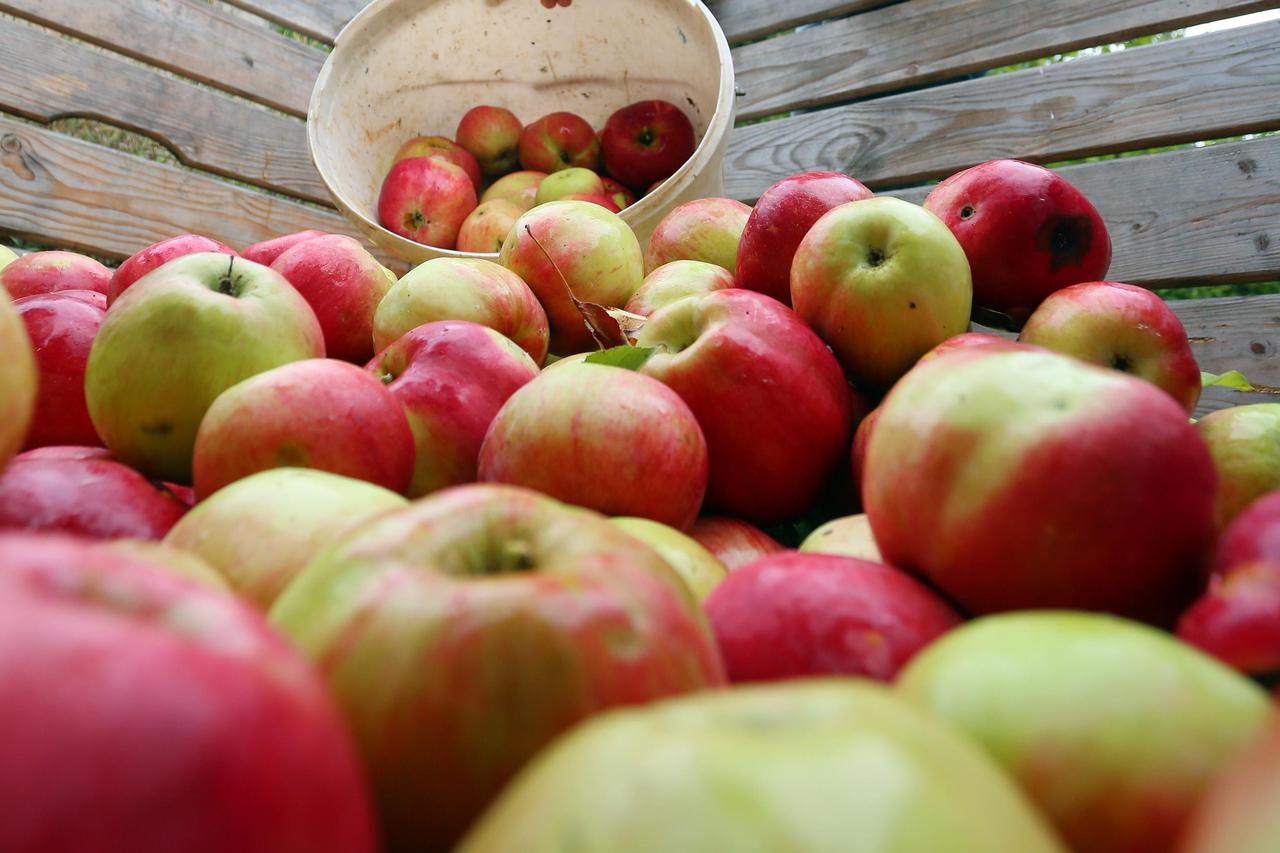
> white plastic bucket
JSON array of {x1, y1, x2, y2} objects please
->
[{"x1": 308, "y1": 0, "x2": 737, "y2": 265}]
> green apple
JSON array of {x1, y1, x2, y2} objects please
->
[
  {"x1": 534, "y1": 167, "x2": 605, "y2": 205},
  {"x1": 0, "y1": 287, "x2": 36, "y2": 469},
  {"x1": 1194, "y1": 403, "x2": 1280, "y2": 528},
  {"x1": 0, "y1": 244, "x2": 16, "y2": 273},
  {"x1": 799, "y1": 513, "x2": 882, "y2": 562},
  {"x1": 611, "y1": 516, "x2": 729, "y2": 601},
  {"x1": 85, "y1": 253, "x2": 324, "y2": 483},
  {"x1": 97, "y1": 539, "x2": 229, "y2": 590},
  {"x1": 624, "y1": 260, "x2": 735, "y2": 317},
  {"x1": 898, "y1": 611, "x2": 1271, "y2": 853}
]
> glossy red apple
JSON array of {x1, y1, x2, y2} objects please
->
[
  {"x1": 518, "y1": 111, "x2": 601, "y2": 173},
  {"x1": 13, "y1": 290, "x2": 106, "y2": 448},
  {"x1": 1214, "y1": 490, "x2": 1280, "y2": 572},
  {"x1": 456, "y1": 106, "x2": 523, "y2": 178},
  {"x1": 602, "y1": 177, "x2": 637, "y2": 211},
  {"x1": 918, "y1": 331, "x2": 1019, "y2": 362},
  {"x1": 456, "y1": 199, "x2": 525, "y2": 254},
  {"x1": 601, "y1": 99, "x2": 696, "y2": 190},
  {"x1": 689, "y1": 516, "x2": 786, "y2": 571},
  {"x1": 0, "y1": 251, "x2": 111, "y2": 299},
  {"x1": 646, "y1": 197, "x2": 752, "y2": 274},
  {"x1": 560, "y1": 192, "x2": 622, "y2": 212},
  {"x1": 109, "y1": 234, "x2": 238, "y2": 305},
  {"x1": 240, "y1": 229, "x2": 328, "y2": 266},
  {"x1": 377, "y1": 157, "x2": 477, "y2": 249},
  {"x1": 393, "y1": 135, "x2": 482, "y2": 190}
]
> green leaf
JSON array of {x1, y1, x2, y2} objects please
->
[
  {"x1": 585, "y1": 346, "x2": 657, "y2": 371},
  {"x1": 1201, "y1": 370, "x2": 1255, "y2": 392}
]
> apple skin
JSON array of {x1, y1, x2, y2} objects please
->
[
  {"x1": 270, "y1": 234, "x2": 397, "y2": 364},
  {"x1": 689, "y1": 516, "x2": 786, "y2": 571},
  {"x1": 1180, "y1": 710, "x2": 1280, "y2": 853},
  {"x1": 13, "y1": 291, "x2": 104, "y2": 449},
  {"x1": 610, "y1": 516, "x2": 728, "y2": 601},
  {"x1": 392, "y1": 135, "x2": 482, "y2": 190},
  {"x1": 456, "y1": 106, "x2": 523, "y2": 178},
  {"x1": 240, "y1": 229, "x2": 328, "y2": 266},
  {"x1": 0, "y1": 532, "x2": 378, "y2": 853},
  {"x1": 192, "y1": 359, "x2": 415, "y2": 499},
  {"x1": 0, "y1": 245, "x2": 14, "y2": 271},
  {"x1": 372, "y1": 257, "x2": 549, "y2": 364},
  {"x1": 601, "y1": 177, "x2": 637, "y2": 211},
  {"x1": 109, "y1": 235, "x2": 237, "y2": 305},
  {"x1": 479, "y1": 362, "x2": 709, "y2": 530},
  {"x1": 377, "y1": 157, "x2": 477, "y2": 249},
  {"x1": 369, "y1": 321, "x2": 539, "y2": 498},
  {"x1": 636, "y1": 289, "x2": 854, "y2": 523},
  {"x1": 498, "y1": 200, "x2": 644, "y2": 355},
  {"x1": 791, "y1": 197, "x2": 973, "y2": 390},
  {"x1": 924, "y1": 159, "x2": 1112, "y2": 318},
  {"x1": 645, "y1": 197, "x2": 752, "y2": 274},
  {"x1": 0, "y1": 455, "x2": 187, "y2": 540},
  {"x1": 268, "y1": 483, "x2": 725, "y2": 852},
  {"x1": 735, "y1": 171, "x2": 874, "y2": 306},
  {"x1": 534, "y1": 167, "x2": 605, "y2": 205},
  {"x1": 1194, "y1": 404, "x2": 1280, "y2": 529},
  {"x1": 799, "y1": 513, "x2": 882, "y2": 562},
  {"x1": 898, "y1": 611, "x2": 1271, "y2": 853},
  {"x1": 99, "y1": 538, "x2": 229, "y2": 590},
  {"x1": 457, "y1": 680, "x2": 1063, "y2": 852},
  {"x1": 624, "y1": 260, "x2": 734, "y2": 317},
  {"x1": 0, "y1": 250, "x2": 112, "y2": 299},
  {"x1": 480, "y1": 170, "x2": 547, "y2": 212},
  {"x1": 165, "y1": 468, "x2": 407, "y2": 608},
  {"x1": 865, "y1": 347, "x2": 1216, "y2": 625},
  {"x1": 1213, "y1": 489, "x2": 1280, "y2": 572},
  {"x1": 456, "y1": 199, "x2": 525, "y2": 254},
  {"x1": 848, "y1": 404, "x2": 879, "y2": 493},
  {"x1": 560, "y1": 192, "x2": 622, "y2": 212},
  {"x1": 601, "y1": 99, "x2": 697, "y2": 190},
  {"x1": 518, "y1": 111, "x2": 601, "y2": 173},
  {"x1": 1020, "y1": 281, "x2": 1201, "y2": 414},
  {"x1": 85, "y1": 253, "x2": 325, "y2": 484}
]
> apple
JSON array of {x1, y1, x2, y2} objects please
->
[
  {"x1": 377, "y1": 157, "x2": 477, "y2": 249},
  {"x1": 624, "y1": 260, "x2": 734, "y2": 317},
  {"x1": 0, "y1": 454, "x2": 187, "y2": 539},
  {"x1": 601, "y1": 99, "x2": 696, "y2": 190},
  {"x1": 864, "y1": 346, "x2": 1215, "y2": 624},
  {"x1": 917, "y1": 330, "x2": 1020, "y2": 362},
  {"x1": 99, "y1": 538, "x2": 230, "y2": 590},
  {"x1": 498, "y1": 200, "x2": 644, "y2": 355},
  {"x1": 636, "y1": 289, "x2": 854, "y2": 523},
  {"x1": 1181, "y1": 710, "x2": 1280, "y2": 853},
  {"x1": 165, "y1": 468, "x2": 407, "y2": 608},
  {"x1": 1194, "y1": 404, "x2": 1280, "y2": 528},
  {"x1": 924, "y1": 159, "x2": 1112, "y2": 318},
  {"x1": 85, "y1": 253, "x2": 325, "y2": 484},
  {"x1": 14, "y1": 445, "x2": 111, "y2": 462},
  {"x1": 480, "y1": 170, "x2": 547, "y2": 211},
  {"x1": 1019, "y1": 281, "x2": 1201, "y2": 414},
  {"x1": 518, "y1": 111, "x2": 601, "y2": 173},
  {"x1": 0, "y1": 289, "x2": 38, "y2": 469},
  {"x1": 0, "y1": 250, "x2": 112, "y2": 299},
  {"x1": 457, "y1": 680, "x2": 1063, "y2": 852},
  {"x1": 270, "y1": 234, "x2": 397, "y2": 364},
  {"x1": 601, "y1": 177, "x2": 637, "y2": 211},
  {"x1": 610, "y1": 516, "x2": 728, "y2": 601},
  {"x1": 456, "y1": 106, "x2": 523, "y2": 178},
  {"x1": 0, "y1": 532, "x2": 377, "y2": 853},
  {"x1": 372, "y1": 257, "x2": 549, "y2": 364},
  {"x1": 735, "y1": 171, "x2": 874, "y2": 306},
  {"x1": 645, "y1": 197, "x2": 752, "y2": 274},
  {"x1": 109, "y1": 235, "x2": 238, "y2": 305},
  {"x1": 13, "y1": 290, "x2": 106, "y2": 448},
  {"x1": 799, "y1": 513, "x2": 882, "y2": 562},
  {"x1": 0, "y1": 244, "x2": 14, "y2": 271},
  {"x1": 689, "y1": 516, "x2": 786, "y2": 571},
  {"x1": 240, "y1": 229, "x2": 328, "y2": 265},
  {"x1": 561, "y1": 192, "x2": 622, "y2": 212},
  {"x1": 534, "y1": 167, "x2": 605, "y2": 205},
  {"x1": 1213, "y1": 489, "x2": 1280, "y2": 572},
  {"x1": 791, "y1": 197, "x2": 972, "y2": 389},
  {"x1": 269, "y1": 483, "x2": 725, "y2": 851},
  {"x1": 898, "y1": 611, "x2": 1271, "y2": 853},
  {"x1": 849, "y1": 404, "x2": 879, "y2": 493},
  {"x1": 369, "y1": 321, "x2": 539, "y2": 498},
  {"x1": 192, "y1": 359, "x2": 415, "y2": 499},
  {"x1": 456, "y1": 199, "x2": 525, "y2": 254},
  {"x1": 392, "y1": 135, "x2": 482, "y2": 190}
]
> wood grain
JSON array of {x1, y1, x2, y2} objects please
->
[
  {"x1": 707, "y1": 0, "x2": 894, "y2": 44},
  {"x1": 220, "y1": 0, "x2": 364, "y2": 44},
  {"x1": 732, "y1": 0, "x2": 1274, "y2": 120},
  {"x1": 725, "y1": 22, "x2": 1280, "y2": 198},
  {"x1": 1195, "y1": 385, "x2": 1280, "y2": 418},
  {"x1": 0, "y1": 0, "x2": 324, "y2": 118},
  {"x1": 1172, "y1": 295, "x2": 1280, "y2": 388},
  {"x1": 0, "y1": 18, "x2": 326, "y2": 203}
]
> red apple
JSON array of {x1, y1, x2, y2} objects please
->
[
  {"x1": 377, "y1": 157, "x2": 477, "y2": 249},
  {"x1": 479, "y1": 362, "x2": 708, "y2": 530},
  {"x1": 601, "y1": 99, "x2": 697, "y2": 190},
  {"x1": 646, "y1": 197, "x2": 752, "y2": 274},
  {"x1": 918, "y1": 331, "x2": 1019, "y2": 362},
  {"x1": 602, "y1": 176, "x2": 637, "y2": 211},
  {"x1": 0, "y1": 532, "x2": 377, "y2": 853},
  {"x1": 1195, "y1": 404, "x2": 1280, "y2": 529},
  {"x1": 849, "y1": 403, "x2": 880, "y2": 493},
  {"x1": 456, "y1": 106, "x2": 523, "y2": 178},
  {"x1": 109, "y1": 235, "x2": 238, "y2": 305},
  {"x1": 0, "y1": 250, "x2": 111, "y2": 299},
  {"x1": 735, "y1": 171, "x2": 873, "y2": 305},
  {"x1": 689, "y1": 516, "x2": 786, "y2": 571},
  {"x1": 15, "y1": 445, "x2": 111, "y2": 462},
  {"x1": 561, "y1": 192, "x2": 623, "y2": 212},
  {"x1": 924, "y1": 159, "x2": 1112, "y2": 318},
  {"x1": 393, "y1": 135, "x2": 482, "y2": 190},
  {"x1": 192, "y1": 359, "x2": 415, "y2": 499},
  {"x1": 240, "y1": 229, "x2": 329, "y2": 266},
  {"x1": 1214, "y1": 490, "x2": 1280, "y2": 573},
  {"x1": 518, "y1": 111, "x2": 601, "y2": 173},
  {"x1": 456, "y1": 199, "x2": 525, "y2": 254},
  {"x1": 13, "y1": 290, "x2": 106, "y2": 448},
  {"x1": 624, "y1": 260, "x2": 735, "y2": 317},
  {"x1": 480, "y1": 170, "x2": 547, "y2": 212}
]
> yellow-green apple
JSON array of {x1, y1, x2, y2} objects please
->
[
  {"x1": 369, "y1": 321, "x2": 539, "y2": 498},
  {"x1": 165, "y1": 467, "x2": 407, "y2": 608},
  {"x1": 518, "y1": 111, "x2": 601, "y2": 173},
  {"x1": 457, "y1": 680, "x2": 1063, "y2": 852},
  {"x1": 645, "y1": 197, "x2": 751, "y2": 274},
  {"x1": 0, "y1": 454, "x2": 187, "y2": 539},
  {"x1": 456, "y1": 106, "x2": 523, "y2": 178},
  {"x1": 898, "y1": 611, "x2": 1271, "y2": 853},
  {"x1": 372, "y1": 257, "x2": 549, "y2": 363},
  {"x1": 636, "y1": 289, "x2": 854, "y2": 523},
  {"x1": 534, "y1": 167, "x2": 605, "y2": 205},
  {"x1": 689, "y1": 516, "x2": 786, "y2": 571},
  {"x1": 479, "y1": 362, "x2": 708, "y2": 529},
  {"x1": 864, "y1": 347, "x2": 1216, "y2": 624},
  {"x1": 191, "y1": 359, "x2": 415, "y2": 499},
  {"x1": 392, "y1": 135, "x2": 482, "y2": 190},
  {"x1": 456, "y1": 199, "x2": 525, "y2": 254},
  {"x1": 924, "y1": 159, "x2": 1112, "y2": 319},
  {"x1": 1194, "y1": 404, "x2": 1280, "y2": 528},
  {"x1": 108, "y1": 235, "x2": 237, "y2": 305},
  {"x1": 268, "y1": 483, "x2": 725, "y2": 852},
  {"x1": 1181, "y1": 710, "x2": 1280, "y2": 853},
  {"x1": 0, "y1": 245, "x2": 14, "y2": 271},
  {"x1": 0, "y1": 290, "x2": 38, "y2": 469},
  {"x1": 377, "y1": 157, "x2": 477, "y2": 249},
  {"x1": 601, "y1": 99, "x2": 696, "y2": 190},
  {"x1": 85, "y1": 253, "x2": 325, "y2": 483},
  {"x1": 480, "y1": 170, "x2": 547, "y2": 211},
  {"x1": 100, "y1": 538, "x2": 229, "y2": 590},
  {"x1": 735, "y1": 171, "x2": 873, "y2": 305},
  {"x1": 240, "y1": 229, "x2": 328, "y2": 266},
  {"x1": 624, "y1": 260, "x2": 734, "y2": 316},
  {"x1": 799, "y1": 513, "x2": 882, "y2": 562},
  {"x1": 610, "y1": 516, "x2": 728, "y2": 600},
  {"x1": 601, "y1": 177, "x2": 637, "y2": 211},
  {"x1": 0, "y1": 250, "x2": 112, "y2": 299},
  {"x1": 791, "y1": 197, "x2": 972, "y2": 389},
  {"x1": 499, "y1": 200, "x2": 644, "y2": 355},
  {"x1": 0, "y1": 532, "x2": 377, "y2": 853},
  {"x1": 13, "y1": 291, "x2": 104, "y2": 448},
  {"x1": 706, "y1": 552, "x2": 960, "y2": 682},
  {"x1": 560, "y1": 192, "x2": 622, "y2": 212},
  {"x1": 1020, "y1": 281, "x2": 1200, "y2": 414},
  {"x1": 270, "y1": 234, "x2": 397, "y2": 363}
]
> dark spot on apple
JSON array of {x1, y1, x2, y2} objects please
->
[
  {"x1": 274, "y1": 443, "x2": 308, "y2": 466},
  {"x1": 960, "y1": 205, "x2": 975, "y2": 220},
  {"x1": 866, "y1": 248, "x2": 886, "y2": 267},
  {"x1": 404, "y1": 210, "x2": 424, "y2": 232},
  {"x1": 141, "y1": 421, "x2": 173, "y2": 436},
  {"x1": 1037, "y1": 214, "x2": 1094, "y2": 271},
  {"x1": 909, "y1": 301, "x2": 917, "y2": 309},
  {"x1": 1110, "y1": 353, "x2": 1132, "y2": 372},
  {"x1": 1053, "y1": 400, "x2": 1068, "y2": 411}
]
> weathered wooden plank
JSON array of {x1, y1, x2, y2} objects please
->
[
  {"x1": 0, "y1": 0, "x2": 324, "y2": 118},
  {"x1": 220, "y1": 0, "x2": 364, "y2": 44},
  {"x1": 1171, "y1": 295, "x2": 1280, "y2": 388},
  {"x1": 725, "y1": 22, "x2": 1280, "y2": 198},
  {"x1": 0, "y1": 17, "x2": 326, "y2": 204},
  {"x1": 733, "y1": 0, "x2": 1274, "y2": 120},
  {"x1": 706, "y1": 0, "x2": 893, "y2": 44},
  {"x1": 1195, "y1": 385, "x2": 1280, "y2": 418}
]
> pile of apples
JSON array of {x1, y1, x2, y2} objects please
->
[
  {"x1": 377, "y1": 100, "x2": 697, "y2": 252},
  {"x1": 2, "y1": 157, "x2": 1280, "y2": 853}
]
